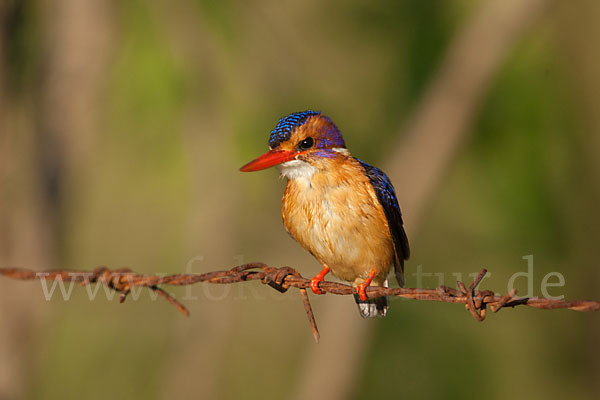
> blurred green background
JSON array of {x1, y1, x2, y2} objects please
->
[{"x1": 1, "y1": 0, "x2": 599, "y2": 399}]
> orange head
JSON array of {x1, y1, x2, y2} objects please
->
[{"x1": 240, "y1": 111, "x2": 347, "y2": 172}]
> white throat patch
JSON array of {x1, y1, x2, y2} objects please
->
[{"x1": 277, "y1": 159, "x2": 317, "y2": 181}]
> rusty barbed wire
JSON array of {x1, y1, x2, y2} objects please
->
[{"x1": 0, "y1": 264, "x2": 598, "y2": 343}]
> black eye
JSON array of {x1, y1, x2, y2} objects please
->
[{"x1": 298, "y1": 137, "x2": 314, "y2": 151}]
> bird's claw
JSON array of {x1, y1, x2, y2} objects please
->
[
  {"x1": 356, "y1": 283, "x2": 368, "y2": 301},
  {"x1": 310, "y1": 276, "x2": 325, "y2": 295},
  {"x1": 309, "y1": 265, "x2": 330, "y2": 295}
]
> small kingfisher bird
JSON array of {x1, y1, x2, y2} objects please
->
[{"x1": 240, "y1": 111, "x2": 409, "y2": 317}]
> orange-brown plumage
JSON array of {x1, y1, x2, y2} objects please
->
[
  {"x1": 240, "y1": 111, "x2": 409, "y2": 318},
  {"x1": 281, "y1": 154, "x2": 395, "y2": 287}
]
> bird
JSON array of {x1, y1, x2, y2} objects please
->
[{"x1": 239, "y1": 110, "x2": 409, "y2": 318}]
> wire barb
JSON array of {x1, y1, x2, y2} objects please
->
[{"x1": 0, "y1": 265, "x2": 598, "y2": 342}]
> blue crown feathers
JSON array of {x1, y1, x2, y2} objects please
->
[{"x1": 268, "y1": 110, "x2": 320, "y2": 148}]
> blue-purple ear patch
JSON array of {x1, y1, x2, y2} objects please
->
[{"x1": 268, "y1": 110, "x2": 320, "y2": 148}]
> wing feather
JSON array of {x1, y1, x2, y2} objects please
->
[{"x1": 356, "y1": 158, "x2": 409, "y2": 287}]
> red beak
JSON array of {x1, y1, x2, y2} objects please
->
[{"x1": 239, "y1": 149, "x2": 298, "y2": 172}]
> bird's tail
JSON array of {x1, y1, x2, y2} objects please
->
[{"x1": 353, "y1": 279, "x2": 388, "y2": 318}]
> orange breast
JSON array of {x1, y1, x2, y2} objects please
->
[{"x1": 281, "y1": 158, "x2": 395, "y2": 285}]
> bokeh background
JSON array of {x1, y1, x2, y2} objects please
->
[{"x1": 1, "y1": 0, "x2": 599, "y2": 399}]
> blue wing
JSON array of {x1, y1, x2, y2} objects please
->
[{"x1": 356, "y1": 158, "x2": 410, "y2": 286}]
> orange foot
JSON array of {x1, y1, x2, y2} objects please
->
[
  {"x1": 310, "y1": 265, "x2": 330, "y2": 295},
  {"x1": 356, "y1": 283, "x2": 369, "y2": 301},
  {"x1": 356, "y1": 269, "x2": 378, "y2": 301}
]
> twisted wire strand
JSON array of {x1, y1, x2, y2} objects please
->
[{"x1": 1, "y1": 265, "x2": 598, "y2": 343}]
